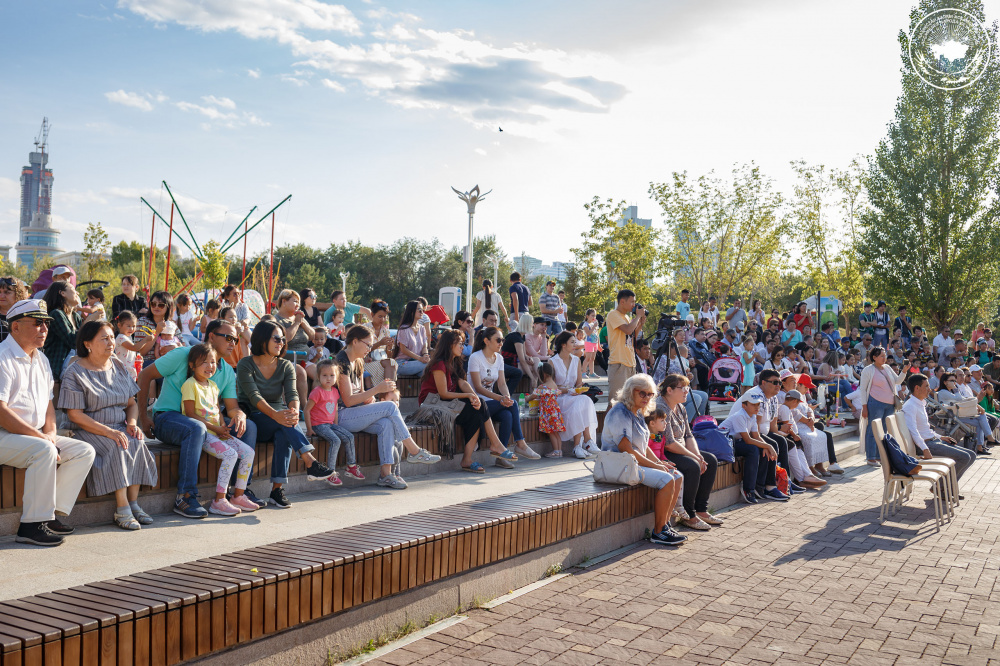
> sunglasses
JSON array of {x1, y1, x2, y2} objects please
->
[
  {"x1": 0, "y1": 278, "x2": 17, "y2": 287},
  {"x1": 150, "y1": 302, "x2": 166, "y2": 308},
  {"x1": 763, "y1": 379, "x2": 780, "y2": 385},
  {"x1": 271, "y1": 335, "x2": 286, "y2": 344},
  {"x1": 214, "y1": 333, "x2": 239, "y2": 344},
  {"x1": 636, "y1": 390, "x2": 653, "y2": 399}
]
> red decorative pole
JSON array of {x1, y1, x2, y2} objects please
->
[
  {"x1": 241, "y1": 214, "x2": 248, "y2": 300},
  {"x1": 268, "y1": 211, "x2": 275, "y2": 308}
]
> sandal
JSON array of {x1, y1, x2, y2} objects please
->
[
  {"x1": 544, "y1": 450, "x2": 563, "y2": 458},
  {"x1": 491, "y1": 449, "x2": 518, "y2": 461},
  {"x1": 462, "y1": 462, "x2": 485, "y2": 474},
  {"x1": 131, "y1": 505, "x2": 154, "y2": 525},
  {"x1": 114, "y1": 510, "x2": 141, "y2": 531}
]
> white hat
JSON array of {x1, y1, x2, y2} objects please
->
[
  {"x1": 51, "y1": 266, "x2": 72, "y2": 277},
  {"x1": 6, "y1": 299, "x2": 53, "y2": 322},
  {"x1": 685, "y1": 314, "x2": 695, "y2": 321},
  {"x1": 970, "y1": 364, "x2": 983, "y2": 372},
  {"x1": 743, "y1": 391, "x2": 764, "y2": 404},
  {"x1": 161, "y1": 321, "x2": 178, "y2": 335}
]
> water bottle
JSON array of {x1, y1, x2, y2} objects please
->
[{"x1": 518, "y1": 393, "x2": 526, "y2": 410}]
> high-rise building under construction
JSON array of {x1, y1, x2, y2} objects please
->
[{"x1": 16, "y1": 118, "x2": 62, "y2": 268}]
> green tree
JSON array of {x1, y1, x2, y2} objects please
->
[
  {"x1": 199, "y1": 241, "x2": 231, "y2": 291},
  {"x1": 649, "y1": 163, "x2": 787, "y2": 304},
  {"x1": 789, "y1": 158, "x2": 868, "y2": 328},
  {"x1": 110, "y1": 240, "x2": 145, "y2": 268},
  {"x1": 860, "y1": 0, "x2": 1000, "y2": 328},
  {"x1": 83, "y1": 222, "x2": 111, "y2": 281},
  {"x1": 571, "y1": 197, "x2": 664, "y2": 316}
]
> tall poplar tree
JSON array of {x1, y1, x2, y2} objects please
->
[{"x1": 860, "y1": 0, "x2": 1000, "y2": 328}]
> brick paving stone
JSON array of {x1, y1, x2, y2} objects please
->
[{"x1": 371, "y1": 456, "x2": 1000, "y2": 666}]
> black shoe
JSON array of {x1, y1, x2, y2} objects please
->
[
  {"x1": 45, "y1": 518, "x2": 75, "y2": 535},
  {"x1": 269, "y1": 487, "x2": 292, "y2": 508},
  {"x1": 649, "y1": 528, "x2": 687, "y2": 546},
  {"x1": 306, "y1": 461, "x2": 335, "y2": 481},
  {"x1": 740, "y1": 488, "x2": 758, "y2": 504},
  {"x1": 243, "y1": 488, "x2": 268, "y2": 508},
  {"x1": 15, "y1": 522, "x2": 64, "y2": 547}
]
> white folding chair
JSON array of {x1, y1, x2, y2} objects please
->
[
  {"x1": 871, "y1": 418, "x2": 946, "y2": 529},
  {"x1": 887, "y1": 413, "x2": 959, "y2": 513}
]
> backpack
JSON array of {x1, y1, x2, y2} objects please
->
[
  {"x1": 882, "y1": 432, "x2": 922, "y2": 476},
  {"x1": 692, "y1": 420, "x2": 735, "y2": 463}
]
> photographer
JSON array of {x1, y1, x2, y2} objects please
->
[{"x1": 606, "y1": 289, "x2": 647, "y2": 401}]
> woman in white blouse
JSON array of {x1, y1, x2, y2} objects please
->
[{"x1": 550, "y1": 331, "x2": 600, "y2": 459}]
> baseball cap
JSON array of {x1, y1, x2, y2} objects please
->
[
  {"x1": 793, "y1": 373, "x2": 816, "y2": 390},
  {"x1": 778, "y1": 369, "x2": 794, "y2": 381},
  {"x1": 785, "y1": 390, "x2": 803, "y2": 401},
  {"x1": 979, "y1": 339, "x2": 988, "y2": 346},
  {"x1": 6, "y1": 299, "x2": 53, "y2": 322},
  {"x1": 686, "y1": 314, "x2": 695, "y2": 321},
  {"x1": 954, "y1": 329, "x2": 964, "y2": 335},
  {"x1": 51, "y1": 266, "x2": 72, "y2": 277},
  {"x1": 743, "y1": 391, "x2": 763, "y2": 404},
  {"x1": 970, "y1": 364, "x2": 983, "y2": 372},
  {"x1": 863, "y1": 302, "x2": 872, "y2": 308}
]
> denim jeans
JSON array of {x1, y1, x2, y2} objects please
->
[
  {"x1": 504, "y1": 364, "x2": 523, "y2": 397},
  {"x1": 546, "y1": 320, "x2": 563, "y2": 337},
  {"x1": 685, "y1": 389, "x2": 708, "y2": 421},
  {"x1": 485, "y1": 399, "x2": 524, "y2": 446},
  {"x1": 248, "y1": 412, "x2": 315, "y2": 485},
  {"x1": 153, "y1": 410, "x2": 258, "y2": 498},
  {"x1": 338, "y1": 401, "x2": 410, "y2": 466},
  {"x1": 397, "y1": 359, "x2": 427, "y2": 377},
  {"x1": 763, "y1": 433, "x2": 790, "y2": 486},
  {"x1": 732, "y1": 438, "x2": 775, "y2": 492},
  {"x1": 873, "y1": 332, "x2": 888, "y2": 348},
  {"x1": 864, "y1": 396, "x2": 896, "y2": 460},
  {"x1": 926, "y1": 437, "x2": 976, "y2": 479},
  {"x1": 313, "y1": 423, "x2": 357, "y2": 468}
]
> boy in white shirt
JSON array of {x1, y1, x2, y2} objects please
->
[{"x1": 719, "y1": 392, "x2": 782, "y2": 504}]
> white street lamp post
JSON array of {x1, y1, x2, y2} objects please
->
[
  {"x1": 451, "y1": 185, "x2": 491, "y2": 312},
  {"x1": 339, "y1": 271, "x2": 349, "y2": 294},
  {"x1": 486, "y1": 253, "x2": 504, "y2": 288}
]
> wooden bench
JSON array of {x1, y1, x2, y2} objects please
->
[
  {"x1": 0, "y1": 476, "x2": 659, "y2": 666},
  {"x1": 395, "y1": 374, "x2": 533, "y2": 399}
]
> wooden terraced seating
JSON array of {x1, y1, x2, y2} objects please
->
[{"x1": 0, "y1": 476, "x2": 660, "y2": 666}]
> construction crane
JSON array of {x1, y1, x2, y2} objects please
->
[
  {"x1": 33, "y1": 117, "x2": 49, "y2": 153},
  {"x1": 33, "y1": 117, "x2": 50, "y2": 220}
]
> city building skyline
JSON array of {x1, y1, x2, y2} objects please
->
[{"x1": 15, "y1": 119, "x2": 62, "y2": 269}]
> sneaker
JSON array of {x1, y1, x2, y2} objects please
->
[
  {"x1": 208, "y1": 498, "x2": 242, "y2": 516},
  {"x1": 343, "y1": 464, "x2": 365, "y2": 480},
  {"x1": 762, "y1": 488, "x2": 790, "y2": 502},
  {"x1": 828, "y1": 463, "x2": 845, "y2": 474},
  {"x1": 649, "y1": 528, "x2": 687, "y2": 546},
  {"x1": 583, "y1": 440, "x2": 601, "y2": 456},
  {"x1": 788, "y1": 482, "x2": 806, "y2": 494},
  {"x1": 15, "y1": 522, "x2": 64, "y2": 547},
  {"x1": 44, "y1": 517, "x2": 75, "y2": 535},
  {"x1": 243, "y1": 488, "x2": 268, "y2": 508},
  {"x1": 754, "y1": 488, "x2": 767, "y2": 500},
  {"x1": 306, "y1": 461, "x2": 336, "y2": 481},
  {"x1": 377, "y1": 473, "x2": 408, "y2": 489},
  {"x1": 573, "y1": 444, "x2": 589, "y2": 459},
  {"x1": 407, "y1": 448, "x2": 441, "y2": 465},
  {"x1": 740, "y1": 488, "x2": 758, "y2": 505},
  {"x1": 327, "y1": 473, "x2": 343, "y2": 487},
  {"x1": 230, "y1": 494, "x2": 260, "y2": 512},
  {"x1": 494, "y1": 457, "x2": 514, "y2": 469},
  {"x1": 173, "y1": 495, "x2": 208, "y2": 519},
  {"x1": 269, "y1": 487, "x2": 293, "y2": 508}
]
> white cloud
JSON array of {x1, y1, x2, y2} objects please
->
[
  {"x1": 201, "y1": 94, "x2": 235, "y2": 108},
  {"x1": 248, "y1": 68, "x2": 261, "y2": 78},
  {"x1": 0, "y1": 177, "x2": 18, "y2": 200},
  {"x1": 474, "y1": 148, "x2": 487, "y2": 156},
  {"x1": 321, "y1": 78, "x2": 346, "y2": 92},
  {"x1": 105, "y1": 89, "x2": 154, "y2": 111},
  {"x1": 280, "y1": 73, "x2": 308, "y2": 87}
]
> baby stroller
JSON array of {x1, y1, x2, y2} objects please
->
[{"x1": 706, "y1": 356, "x2": 743, "y2": 402}]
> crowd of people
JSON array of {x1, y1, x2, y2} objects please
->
[{"x1": 0, "y1": 268, "x2": 990, "y2": 548}]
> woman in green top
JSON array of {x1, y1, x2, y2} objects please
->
[
  {"x1": 980, "y1": 382, "x2": 1000, "y2": 416},
  {"x1": 42, "y1": 280, "x2": 83, "y2": 383},
  {"x1": 237, "y1": 320, "x2": 335, "y2": 508}
]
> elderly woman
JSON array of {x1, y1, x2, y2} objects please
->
[
  {"x1": 601, "y1": 374, "x2": 686, "y2": 547},
  {"x1": 237, "y1": 320, "x2": 336, "y2": 508},
  {"x1": 58, "y1": 320, "x2": 158, "y2": 530},
  {"x1": 396, "y1": 300, "x2": 430, "y2": 377},
  {"x1": 42, "y1": 280, "x2": 83, "y2": 382},
  {"x1": 336, "y1": 325, "x2": 441, "y2": 489},
  {"x1": 656, "y1": 373, "x2": 721, "y2": 530},
  {"x1": 273, "y1": 289, "x2": 313, "y2": 411},
  {"x1": 550, "y1": 331, "x2": 600, "y2": 458},
  {"x1": 363, "y1": 300, "x2": 398, "y2": 401},
  {"x1": 0, "y1": 276, "x2": 29, "y2": 342}
]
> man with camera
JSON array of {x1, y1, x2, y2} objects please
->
[{"x1": 606, "y1": 289, "x2": 647, "y2": 401}]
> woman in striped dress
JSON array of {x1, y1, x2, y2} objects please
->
[{"x1": 58, "y1": 320, "x2": 158, "y2": 530}]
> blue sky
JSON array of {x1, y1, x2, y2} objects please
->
[{"x1": 1, "y1": 1, "x2": 994, "y2": 266}]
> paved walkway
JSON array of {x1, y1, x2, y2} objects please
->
[{"x1": 371, "y1": 454, "x2": 1000, "y2": 666}]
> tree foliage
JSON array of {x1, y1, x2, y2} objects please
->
[
  {"x1": 571, "y1": 197, "x2": 664, "y2": 317},
  {"x1": 82, "y1": 222, "x2": 111, "y2": 281},
  {"x1": 199, "y1": 240, "x2": 231, "y2": 291},
  {"x1": 859, "y1": 0, "x2": 1000, "y2": 328},
  {"x1": 649, "y1": 163, "x2": 787, "y2": 303}
]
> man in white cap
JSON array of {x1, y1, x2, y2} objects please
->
[
  {"x1": 32, "y1": 266, "x2": 73, "y2": 299},
  {"x1": 0, "y1": 299, "x2": 95, "y2": 546}
]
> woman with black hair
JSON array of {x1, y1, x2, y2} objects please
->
[
  {"x1": 396, "y1": 300, "x2": 430, "y2": 377},
  {"x1": 472, "y1": 279, "x2": 508, "y2": 328},
  {"x1": 236, "y1": 320, "x2": 336, "y2": 508},
  {"x1": 134, "y1": 290, "x2": 175, "y2": 368},
  {"x1": 550, "y1": 331, "x2": 600, "y2": 458},
  {"x1": 42, "y1": 280, "x2": 83, "y2": 382},
  {"x1": 414, "y1": 329, "x2": 520, "y2": 471},
  {"x1": 362, "y1": 300, "x2": 398, "y2": 398}
]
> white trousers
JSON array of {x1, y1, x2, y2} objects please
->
[
  {"x1": 788, "y1": 446, "x2": 813, "y2": 483},
  {"x1": 0, "y1": 429, "x2": 95, "y2": 523}
]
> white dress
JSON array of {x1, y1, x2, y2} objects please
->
[
  {"x1": 551, "y1": 354, "x2": 599, "y2": 441},
  {"x1": 794, "y1": 403, "x2": 829, "y2": 466}
]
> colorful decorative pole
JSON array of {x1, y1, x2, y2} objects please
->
[{"x1": 164, "y1": 202, "x2": 175, "y2": 292}]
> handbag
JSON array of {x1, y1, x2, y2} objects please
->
[
  {"x1": 590, "y1": 450, "x2": 641, "y2": 486},
  {"x1": 881, "y1": 367, "x2": 903, "y2": 410},
  {"x1": 419, "y1": 392, "x2": 466, "y2": 415}
]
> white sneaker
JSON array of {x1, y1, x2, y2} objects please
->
[
  {"x1": 828, "y1": 463, "x2": 844, "y2": 474},
  {"x1": 584, "y1": 440, "x2": 601, "y2": 456},
  {"x1": 573, "y1": 444, "x2": 589, "y2": 459}
]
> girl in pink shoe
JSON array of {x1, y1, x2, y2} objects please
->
[{"x1": 182, "y1": 344, "x2": 258, "y2": 515}]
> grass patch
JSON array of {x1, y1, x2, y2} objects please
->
[{"x1": 325, "y1": 619, "x2": 419, "y2": 664}]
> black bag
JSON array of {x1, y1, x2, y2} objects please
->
[
  {"x1": 582, "y1": 384, "x2": 603, "y2": 403},
  {"x1": 882, "y1": 432, "x2": 922, "y2": 476}
]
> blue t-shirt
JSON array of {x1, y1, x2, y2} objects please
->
[
  {"x1": 676, "y1": 301, "x2": 691, "y2": 320},
  {"x1": 509, "y1": 282, "x2": 531, "y2": 314},
  {"x1": 152, "y1": 346, "x2": 237, "y2": 413},
  {"x1": 600, "y1": 401, "x2": 650, "y2": 456}
]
